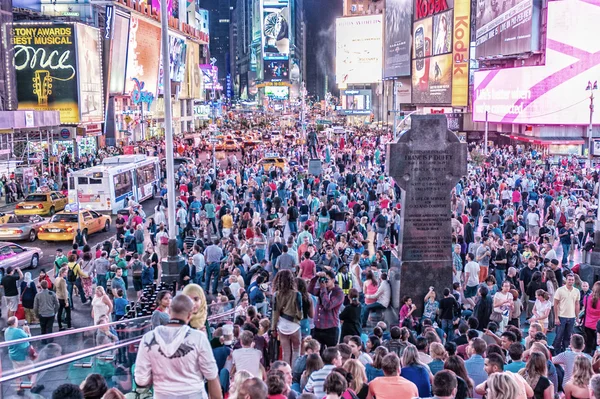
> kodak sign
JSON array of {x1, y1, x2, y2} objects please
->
[
  {"x1": 452, "y1": 0, "x2": 471, "y2": 107},
  {"x1": 415, "y1": 0, "x2": 449, "y2": 20}
]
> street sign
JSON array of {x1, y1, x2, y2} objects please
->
[{"x1": 124, "y1": 115, "x2": 133, "y2": 124}]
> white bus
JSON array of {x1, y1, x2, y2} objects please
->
[{"x1": 67, "y1": 155, "x2": 160, "y2": 213}]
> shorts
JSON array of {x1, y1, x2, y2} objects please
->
[
  {"x1": 465, "y1": 285, "x2": 478, "y2": 298},
  {"x1": 6, "y1": 296, "x2": 18, "y2": 312},
  {"x1": 132, "y1": 277, "x2": 143, "y2": 292},
  {"x1": 528, "y1": 225, "x2": 540, "y2": 237}
]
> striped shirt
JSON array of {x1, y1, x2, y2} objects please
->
[{"x1": 304, "y1": 364, "x2": 335, "y2": 398}]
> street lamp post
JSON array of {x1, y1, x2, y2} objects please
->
[
  {"x1": 160, "y1": 0, "x2": 184, "y2": 283},
  {"x1": 586, "y1": 80, "x2": 597, "y2": 170}
]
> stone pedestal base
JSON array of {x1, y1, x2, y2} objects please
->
[
  {"x1": 162, "y1": 239, "x2": 185, "y2": 285},
  {"x1": 308, "y1": 159, "x2": 322, "y2": 176}
]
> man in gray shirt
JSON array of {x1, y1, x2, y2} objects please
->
[
  {"x1": 476, "y1": 237, "x2": 491, "y2": 283},
  {"x1": 204, "y1": 240, "x2": 224, "y2": 295},
  {"x1": 275, "y1": 245, "x2": 296, "y2": 272},
  {"x1": 33, "y1": 280, "x2": 59, "y2": 344},
  {"x1": 93, "y1": 251, "x2": 110, "y2": 291}
]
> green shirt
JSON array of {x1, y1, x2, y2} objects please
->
[
  {"x1": 116, "y1": 257, "x2": 128, "y2": 276},
  {"x1": 54, "y1": 255, "x2": 68, "y2": 276},
  {"x1": 204, "y1": 203, "x2": 216, "y2": 218},
  {"x1": 5, "y1": 327, "x2": 29, "y2": 361}
]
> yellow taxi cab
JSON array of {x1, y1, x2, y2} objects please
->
[
  {"x1": 38, "y1": 207, "x2": 111, "y2": 242},
  {"x1": 0, "y1": 212, "x2": 11, "y2": 224},
  {"x1": 259, "y1": 155, "x2": 287, "y2": 172},
  {"x1": 15, "y1": 191, "x2": 68, "y2": 216},
  {"x1": 224, "y1": 139, "x2": 239, "y2": 151}
]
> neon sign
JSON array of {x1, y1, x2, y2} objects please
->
[{"x1": 131, "y1": 78, "x2": 154, "y2": 110}]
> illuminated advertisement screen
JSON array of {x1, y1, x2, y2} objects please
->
[
  {"x1": 159, "y1": 34, "x2": 187, "y2": 93},
  {"x1": 200, "y1": 64, "x2": 223, "y2": 91},
  {"x1": 335, "y1": 15, "x2": 383, "y2": 85},
  {"x1": 125, "y1": 16, "x2": 161, "y2": 96},
  {"x1": 262, "y1": 0, "x2": 289, "y2": 60},
  {"x1": 12, "y1": 23, "x2": 80, "y2": 123},
  {"x1": 341, "y1": 89, "x2": 372, "y2": 115},
  {"x1": 411, "y1": 54, "x2": 452, "y2": 103},
  {"x1": 264, "y1": 59, "x2": 289, "y2": 82},
  {"x1": 475, "y1": 0, "x2": 540, "y2": 58},
  {"x1": 473, "y1": 0, "x2": 600, "y2": 125},
  {"x1": 108, "y1": 13, "x2": 129, "y2": 94},
  {"x1": 265, "y1": 86, "x2": 289, "y2": 100},
  {"x1": 76, "y1": 24, "x2": 103, "y2": 123},
  {"x1": 384, "y1": 0, "x2": 412, "y2": 78}
]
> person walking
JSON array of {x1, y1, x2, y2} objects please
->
[
  {"x1": 33, "y1": 280, "x2": 59, "y2": 344},
  {"x1": 204, "y1": 240, "x2": 223, "y2": 295},
  {"x1": 308, "y1": 271, "x2": 345, "y2": 349},
  {"x1": 2, "y1": 266, "x2": 23, "y2": 319},
  {"x1": 55, "y1": 267, "x2": 72, "y2": 330},
  {"x1": 271, "y1": 270, "x2": 303, "y2": 367},
  {"x1": 91, "y1": 287, "x2": 113, "y2": 326},
  {"x1": 5, "y1": 316, "x2": 43, "y2": 394},
  {"x1": 20, "y1": 272, "x2": 38, "y2": 325},
  {"x1": 554, "y1": 274, "x2": 580, "y2": 353}
]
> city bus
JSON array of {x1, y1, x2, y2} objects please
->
[{"x1": 67, "y1": 155, "x2": 160, "y2": 213}]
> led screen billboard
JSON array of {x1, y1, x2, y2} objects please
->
[
  {"x1": 412, "y1": 54, "x2": 452, "y2": 103},
  {"x1": 12, "y1": 23, "x2": 80, "y2": 123},
  {"x1": 451, "y1": 0, "x2": 470, "y2": 107},
  {"x1": 125, "y1": 16, "x2": 161, "y2": 96},
  {"x1": 265, "y1": 86, "x2": 289, "y2": 100},
  {"x1": 473, "y1": 0, "x2": 600, "y2": 125},
  {"x1": 474, "y1": 0, "x2": 540, "y2": 58},
  {"x1": 108, "y1": 13, "x2": 129, "y2": 94},
  {"x1": 341, "y1": 89, "x2": 372, "y2": 115},
  {"x1": 383, "y1": 0, "x2": 412, "y2": 78},
  {"x1": 262, "y1": 0, "x2": 289, "y2": 60},
  {"x1": 264, "y1": 59, "x2": 289, "y2": 82},
  {"x1": 336, "y1": 15, "x2": 383, "y2": 85},
  {"x1": 76, "y1": 24, "x2": 103, "y2": 123}
]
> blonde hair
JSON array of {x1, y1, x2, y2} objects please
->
[
  {"x1": 228, "y1": 370, "x2": 253, "y2": 399},
  {"x1": 570, "y1": 355, "x2": 593, "y2": 388},
  {"x1": 343, "y1": 359, "x2": 367, "y2": 393},
  {"x1": 181, "y1": 284, "x2": 207, "y2": 329},
  {"x1": 487, "y1": 373, "x2": 521, "y2": 399},
  {"x1": 401, "y1": 345, "x2": 427, "y2": 368},
  {"x1": 429, "y1": 342, "x2": 448, "y2": 361}
]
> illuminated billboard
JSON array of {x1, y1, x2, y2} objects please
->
[
  {"x1": 12, "y1": 23, "x2": 80, "y2": 123},
  {"x1": 264, "y1": 59, "x2": 289, "y2": 82},
  {"x1": 265, "y1": 86, "x2": 289, "y2": 100},
  {"x1": 383, "y1": 0, "x2": 412, "y2": 78},
  {"x1": 262, "y1": 0, "x2": 289, "y2": 60},
  {"x1": 341, "y1": 89, "x2": 372, "y2": 115},
  {"x1": 125, "y1": 16, "x2": 161, "y2": 96},
  {"x1": 412, "y1": 54, "x2": 452, "y2": 104},
  {"x1": 451, "y1": 0, "x2": 470, "y2": 106},
  {"x1": 200, "y1": 65, "x2": 223, "y2": 91},
  {"x1": 474, "y1": 0, "x2": 541, "y2": 58},
  {"x1": 473, "y1": 0, "x2": 600, "y2": 125},
  {"x1": 108, "y1": 13, "x2": 130, "y2": 94},
  {"x1": 76, "y1": 24, "x2": 104, "y2": 123},
  {"x1": 335, "y1": 15, "x2": 383, "y2": 85}
]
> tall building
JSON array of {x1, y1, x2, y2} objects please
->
[
  {"x1": 304, "y1": 0, "x2": 341, "y2": 100},
  {"x1": 202, "y1": 0, "x2": 234, "y2": 89},
  {"x1": 230, "y1": 0, "x2": 252, "y2": 98}
]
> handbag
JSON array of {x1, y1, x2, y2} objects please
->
[
  {"x1": 15, "y1": 304, "x2": 25, "y2": 320},
  {"x1": 490, "y1": 310, "x2": 503, "y2": 323},
  {"x1": 28, "y1": 345, "x2": 38, "y2": 360}
]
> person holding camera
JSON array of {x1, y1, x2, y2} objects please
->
[{"x1": 308, "y1": 270, "x2": 344, "y2": 349}]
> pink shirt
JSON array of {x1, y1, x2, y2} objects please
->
[
  {"x1": 299, "y1": 260, "x2": 316, "y2": 279},
  {"x1": 365, "y1": 281, "x2": 378, "y2": 305},
  {"x1": 584, "y1": 295, "x2": 600, "y2": 329}
]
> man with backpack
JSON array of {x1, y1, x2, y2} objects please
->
[{"x1": 287, "y1": 200, "x2": 299, "y2": 234}]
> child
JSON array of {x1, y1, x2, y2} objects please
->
[
  {"x1": 113, "y1": 289, "x2": 128, "y2": 321},
  {"x1": 292, "y1": 339, "x2": 321, "y2": 391}
]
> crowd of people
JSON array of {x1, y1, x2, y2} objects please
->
[{"x1": 6, "y1": 111, "x2": 600, "y2": 399}]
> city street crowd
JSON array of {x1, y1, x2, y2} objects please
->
[{"x1": 6, "y1": 113, "x2": 600, "y2": 399}]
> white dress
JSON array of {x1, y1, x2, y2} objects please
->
[
  {"x1": 92, "y1": 295, "x2": 110, "y2": 325},
  {"x1": 155, "y1": 205, "x2": 166, "y2": 226}
]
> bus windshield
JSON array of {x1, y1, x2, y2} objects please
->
[{"x1": 50, "y1": 214, "x2": 79, "y2": 223}]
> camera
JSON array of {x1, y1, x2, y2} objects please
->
[{"x1": 319, "y1": 276, "x2": 328, "y2": 284}]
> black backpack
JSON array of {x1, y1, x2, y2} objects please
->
[
  {"x1": 67, "y1": 265, "x2": 77, "y2": 282},
  {"x1": 377, "y1": 214, "x2": 387, "y2": 228}
]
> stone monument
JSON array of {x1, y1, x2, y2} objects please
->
[
  {"x1": 386, "y1": 114, "x2": 467, "y2": 313},
  {"x1": 161, "y1": 239, "x2": 185, "y2": 286}
]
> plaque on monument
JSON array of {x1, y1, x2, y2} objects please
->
[
  {"x1": 386, "y1": 114, "x2": 467, "y2": 313},
  {"x1": 308, "y1": 159, "x2": 323, "y2": 176}
]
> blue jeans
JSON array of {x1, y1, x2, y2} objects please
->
[
  {"x1": 256, "y1": 248, "x2": 266, "y2": 262},
  {"x1": 361, "y1": 302, "x2": 386, "y2": 326},
  {"x1": 495, "y1": 269, "x2": 506, "y2": 289},
  {"x1": 204, "y1": 262, "x2": 221, "y2": 295},
  {"x1": 254, "y1": 200, "x2": 263, "y2": 214},
  {"x1": 219, "y1": 368, "x2": 230, "y2": 393},
  {"x1": 441, "y1": 319, "x2": 455, "y2": 342},
  {"x1": 554, "y1": 316, "x2": 575, "y2": 353},
  {"x1": 97, "y1": 274, "x2": 107, "y2": 291},
  {"x1": 194, "y1": 269, "x2": 205, "y2": 285},
  {"x1": 289, "y1": 221, "x2": 298, "y2": 234},
  {"x1": 561, "y1": 243, "x2": 570, "y2": 265},
  {"x1": 67, "y1": 279, "x2": 86, "y2": 306}
]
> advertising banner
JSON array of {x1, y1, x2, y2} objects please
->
[
  {"x1": 12, "y1": 23, "x2": 79, "y2": 123},
  {"x1": 335, "y1": 15, "x2": 383, "y2": 85},
  {"x1": 252, "y1": 0, "x2": 262, "y2": 43},
  {"x1": 158, "y1": 34, "x2": 187, "y2": 93},
  {"x1": 411, "y1": 54, "x2": 452, "y2": 104},
  {"x1": 475, "y1": 0, "x2": 539, "y2": 58},
  {"x1": 383, "y1": 0, "x2": 412, "y2": 78},
  {"x1": 265, "y1": 86, "x2": 289, "y2": 100},
  {"x1": 262, "y1": 0, "x2": 290, "y2": 60},
  {"x1": 341, "y1": 89, "x2": 372, "y2": 115},
  {"x1": 125, "y1": 17, "x2": 161, "y2": 96},
  {"x1": 108, "y1": 13, "x2": 129, "y2": 94},
  {"x1": 76, "y1": 24, "x2": 103, "y2": 123},
  {"x1": 264, "y1": 59, "x2": 289, "y2": 82},
  {"x1": 395, "y1": 77, "x2": 412, "y2": 105},
  {"x1": 451, "y1": 0, "x2": 470, "y2": 106},
  {"x1": 184, "y1": 41, "x2": 202, "y2": 99},
  {"x1": 473, "y1": 0, "x2": 600, "y2": 125}
]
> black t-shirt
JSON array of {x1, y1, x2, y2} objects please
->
[
  {"x1": 439, "y1": 296, "x2": 459, "y2": 320},
  {"x1": 533, "y1": 376, "x2": 551, "y2": 399},
  {"x1": 2, "y1": 274, "x2": 20, "y2": 297},
  {"x1": 494, "y1": 248, "x2": 507, "y2": 270},
  {"x1": 519, "y1": 266, "x2": 538, "y2": 291}
]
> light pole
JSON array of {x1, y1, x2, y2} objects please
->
[
  {"x1": 160, "y1": 0, "x2": 184, "y2": 282},
  {"x1": 587, "y1": 80, "x2": 597, "y2": 170}
]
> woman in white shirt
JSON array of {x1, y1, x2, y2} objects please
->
[
  {"x1": 529, "y1": 289, "x2": 552, "y2": 333},
  {"x1": 493, "y1": 280, "x2": 514, "y2": 332}
]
